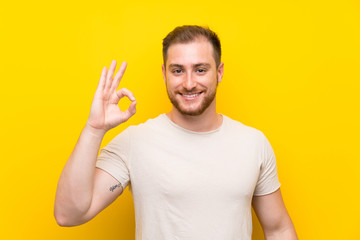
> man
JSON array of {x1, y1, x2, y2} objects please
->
[{"x1": 54, "y1": 25, "x2": 297, "y2": 239}]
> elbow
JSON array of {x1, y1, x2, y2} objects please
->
[
  {"x1": 54, "y1": 212, "x2": 75, "y2": 227},
  {"x1": 54, "y1": 208, "x2": 84, "y2": 227},
  {"x1": 55, "y1": 217, "x2": 70, "y2": 227},
  {"x1": 54, "y1": 214, "x2": 85, "y2": 227},
  {"x1": 54, "y1": 213, "x2": 69, "y2": 227},
  {"x1": 54, "y1": 197, "x2": 91, "y2": 227},
  {"x1": 264, "y1": 221, "x2": 298, "y2": 240}
]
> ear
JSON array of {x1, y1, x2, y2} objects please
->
[
  {"x1": 162, "y1": 64, "x2": 167, "y2": 84},
  {"x1": 217, "y1": 62, "x2": 224, "y2": 83}
]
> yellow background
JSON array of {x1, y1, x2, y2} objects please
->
[{"x1": 1, "y1": 0, "x2": 359, "y2": 239}]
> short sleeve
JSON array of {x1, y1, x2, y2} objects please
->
[
  {"x1": 253, "y1": 134, "x2": 281, "y2": 196},
  {"x1": 96, "y1": 128, "x2": 131, "y2": 190}
]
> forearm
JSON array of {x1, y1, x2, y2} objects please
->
[{"x1": 54, "y1": 124, "x2": 106, "y2": 224}]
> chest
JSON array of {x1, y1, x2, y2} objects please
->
[{"x1": 129, "y1": 134, "x2": 261, "y2": 202}]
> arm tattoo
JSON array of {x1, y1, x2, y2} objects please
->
[{"x1": 109, "y1": 183, "x2": 122, "y2": 192}]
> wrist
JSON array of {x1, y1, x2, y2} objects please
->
[{"x1": 84, "y1": 122, "x2": 107, "y2": 138}]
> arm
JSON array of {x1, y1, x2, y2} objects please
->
[
  {"x1": 252, "y1": 188, "x2": 298, "y2": 240},
  {"x1": 54, "y1": 60, "x2": 136, "y2": 227}
]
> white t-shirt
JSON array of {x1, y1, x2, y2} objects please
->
[{"x1": 96, "y1": 114, "x2": 281, "y2": 240}]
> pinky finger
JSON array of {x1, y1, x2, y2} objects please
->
[{"x1": 97, "y1": 66, "x2": 107, "y2": 91}]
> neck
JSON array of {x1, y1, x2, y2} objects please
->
[{"x1": 166, "y1": 100, "x2": 223, "y2": 132}]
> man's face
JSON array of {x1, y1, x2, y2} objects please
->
[{"x1": 162, "y1": 38, "x2": 224, "y2": 116}]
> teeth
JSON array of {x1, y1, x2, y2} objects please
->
[{"x1": 183, "y1": 93, "x2": 199, "y2": 98}]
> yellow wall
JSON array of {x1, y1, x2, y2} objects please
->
[{"x1": 1, "y1": 0, "x2": 359, "y2": 239}]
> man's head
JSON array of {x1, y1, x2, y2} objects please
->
[
  {"x1": 162, "y1": 25, "x2": 222, "y2": 69},
  {"x1": 162, "y1": 25, "x2": 224, "y2": 117}
]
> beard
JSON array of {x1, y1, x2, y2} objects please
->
[{"x1": 166, "y1": 82, "x2": 218, "y2": 116}]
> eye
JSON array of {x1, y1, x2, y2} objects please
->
[
  {"x1": 172, "y1": 69, "x2": 183, "y2": 74},
  {"x1": 196, "y1": 68, "x2": 206, "y2": 73}
]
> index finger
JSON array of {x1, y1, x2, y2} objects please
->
[
  {"x1": 116, "y1": 87, "x2": 135, "y2": 101},
  {"x1": 110, "y1": 61, "x2": 127, "y2": 92}
]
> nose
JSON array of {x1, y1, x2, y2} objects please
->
[{"x1": 182, "y1": 72, "x2": 197, "y2": 91}]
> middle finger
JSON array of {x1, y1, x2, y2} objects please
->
[{"x1": 105, "y1": 60, "x2": 117, "y2": 90}]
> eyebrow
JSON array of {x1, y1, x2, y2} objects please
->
[
  {"x1": 168, "y1": 64, "x2": 184, "y2": 69},
  {"x1": 168, "y1": 63, "x2": 211, "y2": 69},
  {"x1": 194, "y1": 63, "x2": 211, "y2": 68}
]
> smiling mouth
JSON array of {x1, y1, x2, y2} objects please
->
[{"x1": 179, "y1": 92, "x2": 203, "y2": 100}]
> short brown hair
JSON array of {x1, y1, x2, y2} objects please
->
[{"x1": 162, "y1": 25, "x2": 221, "y2": 68}]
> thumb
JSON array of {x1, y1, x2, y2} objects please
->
[{"x1": 122, "y1": 101, "x2": 137, "y2": 122}]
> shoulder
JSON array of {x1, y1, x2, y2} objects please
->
[
  {"x1": 222, "y1": 115, "x2": 274, "y2": 161},
  {"x1": 222, "y1": 115, "x2": 266, "y2": 141},
  {"x1": 107, "y1": 114, "x2": 167, "y2": 148},
  {"x1": 123, "y1": 114, "x2": 169, "y2": 137}
]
